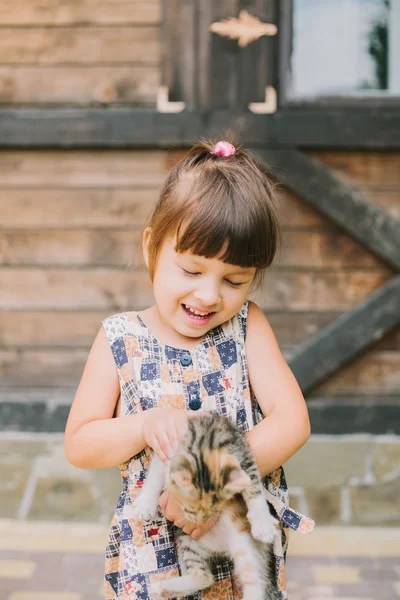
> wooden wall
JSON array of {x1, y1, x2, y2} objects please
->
[
  {"x1": 0, "y1": 1, "x2": 399, "y2": 426},
  {"x1": 0, "y1": 1, "x2": 161, "y2": 106},
  {"x1": 0, "y1": 150, "x2": 399, "y2": 406}
]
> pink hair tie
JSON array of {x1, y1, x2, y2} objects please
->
[{"x1": 211, "y1": 141, "x2": 236, "y2": 158}]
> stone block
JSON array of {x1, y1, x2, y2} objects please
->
[
  {"x1": 0, "y1": 439, "x2": 47, "y2": 519},
  {"x1": 284, "y1": 439, "x2": 371, "y2": 487},
  {"x1": 304, "y1": 487, "x2": 341, "y2": 525},
  {"x1": 350, "y1": 478, "x2": 400, "y2": 525},
  {"x1": 28, "y1": 477, "x2": 101, "y2": 521},
  {"x1": 90, "y1": 466, "x2": 122, "y2": 523},
  {"x1": 373, "y1": 442, "x2": 400, "y2": 480}
]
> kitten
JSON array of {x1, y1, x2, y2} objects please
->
[{"x1": 132, "y1": 414, "x2": 281, "y2": 600}]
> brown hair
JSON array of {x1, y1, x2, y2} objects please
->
[{"x1": 141, "y1": 138, "x2": 281, "y2": 290}]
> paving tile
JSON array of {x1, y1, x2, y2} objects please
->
[
  {"x1": 289, "y1": 526, "x2": 400, "y2": 557},
  {"x1": 8, "y1": 593, "x2": 82, "y2": 600},
  {"x1": 333, "y1": 581, "x2": 394, "y2": 600},
  {"x1": 0, "y1": 560, "x2": 36, "y2": 579},
  {"x1": 313, "y1": 566, "x2": 360, "y2": 584},
  {"x1": 0, "y1": 520, "x2": 108, "y2": 553}
]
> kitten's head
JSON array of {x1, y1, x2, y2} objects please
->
[{"x1": 167, "y1": 448, "x2": 251, "y2": 524}]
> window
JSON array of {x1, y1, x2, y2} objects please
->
[{"x1": 289, "y1": 0, "x2": 400, "y2": 99}]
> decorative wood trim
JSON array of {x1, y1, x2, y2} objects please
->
[
  {"x1": 209, "y1": 9, "x2": 277, "y2": 48},
  {"x1": 156, "y1": 86, "x2": 186, "y2": 113},
  {"x1": 248, "y1": 86, "x2": 277, "y2": 114},
  {"x1": 256, "y1": 149, "x2": 400, "y2": 271},
  {"x1": 287, "y1": 275, "x2": 400, "y2": 394},
  {"x1": 0, "y1": 108, "x2": 400, "y2": 148}
]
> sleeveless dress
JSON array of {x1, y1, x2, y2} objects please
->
[{"x1": 101, "y1": 300, "x2": 314, "y2": 600}]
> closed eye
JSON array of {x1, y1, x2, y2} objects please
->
[{"x1": 182, "y1": 269, "x2": 244, "y2": 288}]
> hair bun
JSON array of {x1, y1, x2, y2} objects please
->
[{"x1": 211, "y1": 141, "x2": 236, "y2": 158}]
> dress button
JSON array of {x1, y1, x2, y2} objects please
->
[
  {"x1": 189, "y1": 398, "x2": 202, "y2": 410},
  {"x1": 180, "y1": 353, "x2": 192, "y2": 367}
]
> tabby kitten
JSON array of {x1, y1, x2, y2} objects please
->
[{"x1": 132, "y1": 414, "x2": 281, "y2": 600}]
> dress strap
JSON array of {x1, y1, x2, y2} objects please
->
[{"x1": 265, "y1": 489, "x2": 315, "y2": 534}]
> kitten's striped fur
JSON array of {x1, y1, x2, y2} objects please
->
[{"x1": 132, "y1": 414, "x2": 281, "y2": 599}]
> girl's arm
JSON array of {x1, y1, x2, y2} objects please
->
[
  {"x1": 244, "y1": 302, "x2": 311, "y2": 477},
  {"x1": 65, "y1": 328, "x2": 199, "y2": 469},
  {"x1": 64, "y1": 327, "x2": 149, "y2": 469}
]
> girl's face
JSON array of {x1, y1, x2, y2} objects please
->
[{"x1": 148, "y1": 236, "x2": 256, "y2": 343}]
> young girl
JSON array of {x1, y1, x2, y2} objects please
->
[{"x1": 65, "y1": 140, "x2": 312, "y2": 600}]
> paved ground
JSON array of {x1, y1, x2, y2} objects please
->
[{"x1": 0, "y1": 521, "x2": 399, "y2": 600}]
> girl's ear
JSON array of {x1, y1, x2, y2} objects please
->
[{"x1": 142, "y1": 227, "x2": 152, "y2": 269}]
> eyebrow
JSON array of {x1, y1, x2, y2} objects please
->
[{"x1": 184, "y1": 256, "x2": 254, "y2": 275}]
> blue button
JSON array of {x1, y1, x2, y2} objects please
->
[
  {"x1": 180, "y1": 353, "x2": 192, "y2": 367},
  {"x1": 189, "y1": 398, "x2": 201, "y2": 410}
]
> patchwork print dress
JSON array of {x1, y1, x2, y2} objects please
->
[{"x1": 101, "y1": 300, "x2": 314, "y2": 600}]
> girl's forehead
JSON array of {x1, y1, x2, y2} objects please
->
[{"x1": 163, "y1": 237, "x2": 255, "y2": 274}]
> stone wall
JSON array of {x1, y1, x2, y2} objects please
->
[{"x1": 3, "y1": 433, "x2": 399, "y2": 526}]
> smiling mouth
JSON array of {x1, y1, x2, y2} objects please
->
[{"x1": 182, "y1": 304, "x2": 215, "y2": 319}]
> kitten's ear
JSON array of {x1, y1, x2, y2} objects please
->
[
  {"x1": 170, "y1": 468, "x2": 193, "y2": 488},
  {"x1": 222, "y1": 457, "x2": 252, "y2": 493},
  {"x1": 169, "y1": 457, "x2": 194, "y2": 490},
  {"x1": 224, "y1": 468, "x2": 252, "y2": 493}
]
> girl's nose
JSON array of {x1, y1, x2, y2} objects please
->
[{"x1": 193, "y1": 281, "x2": 221, "y2": 307}]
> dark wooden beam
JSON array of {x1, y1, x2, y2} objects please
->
[
  {"x1": 288, "y1": 275, "x2": 400, "y2": 394},
  {"x1": 0, "y1": 108, "x2": 400, "y2": 149},
  {"x1": 257, "y1": 149, "x2": 400, "y2": 271},
  {"x1": 308, "y1": 398, "x2": 400, "y2": 435},
  {"x1": 0, "y1": 396, "x2": 398, "y2": 434}
]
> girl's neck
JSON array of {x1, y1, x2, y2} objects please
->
[{"x1": 137, "y1": 305, "x2": 208, "y2": 351}]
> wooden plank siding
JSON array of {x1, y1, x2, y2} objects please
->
[
  {"x1": 0, "y1": 149, "x2": 399, "y2": 411},
  {"x1": 0, "y1": 3, "x2": 161, "y2": 106},
  {"x1": 0, "y1": 1, "x2": 161, "y2": 25}
]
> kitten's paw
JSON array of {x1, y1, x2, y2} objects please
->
[
  {"x1": 150, "y1": 580, "x2": 172, "y2": 599},
  {"x1": 131, "y1": 494, "x2": 158, "y2": 521},
  {"x1": 251, "y1": 516, "x2": 279, "y2": 544}
]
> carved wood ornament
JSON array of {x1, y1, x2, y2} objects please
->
[{"x1": 209, "y1": 9, "x2": 277, "y2": 48}]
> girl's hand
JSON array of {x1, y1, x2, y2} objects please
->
[
  {"x1": 142, "y1": 408, "x2": 208, "y2": 465},
  {"x1": 159, "y1": 490, "x2": 219, "y2": 539}
]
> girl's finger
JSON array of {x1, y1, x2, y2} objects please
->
[
  {"x1": 158, "y1": 491, "x2": 169, "y2": 513},
  {"x1": 156, "y1": 430, "x2": 174, "y2": 461},
  {"x1": 191, "y1": 527, "x2": 203, "y2": 539},
  {"x1": 187, "y1": 410, "x2": 210, "y2": 419},
  {"x1": 182, "y1": 523, "x2": 196, "y2": 535},
  {"x1": 150, "y1": 436, "x2": 169, "y2": 465},
  {"x1": 173, "y1": 517, "x2": 186, "y2": 528}
]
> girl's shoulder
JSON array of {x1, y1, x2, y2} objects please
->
[
  {"x1": 234, "y1": 299, "x2": 251, "y2": 339},
  {"x1": 101, "y1": 310, "x2": 145, "y2": 345}
]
